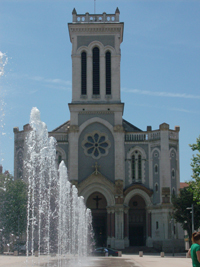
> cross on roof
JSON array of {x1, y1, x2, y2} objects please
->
[{"x1": 92, "y1": 162, "x2": 100, "y2": 175}]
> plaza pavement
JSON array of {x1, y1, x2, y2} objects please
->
[{"x1": 0, "y1": 254, "x2": 192, "y2": 267}]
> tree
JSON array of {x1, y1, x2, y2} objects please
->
[
  {"x1": 172, "y1": 184, "x2": 200, "y2": 246},
  {"x1": 189, "y1": 135, "x2": 200, "y2": 203},
  {"x1": 0, "y1": 177, "x2": 27, "y2": 238}
]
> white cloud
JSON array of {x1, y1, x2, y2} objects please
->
[
  {"x1": 31, "y1": 76, "x2": 72, "y2": 87},
  {"x1": 132, "y1": 103, "x2": 198, "y2": 114},
  {"x1": 122, "y1": 88, "x2": 200, "y2": 100}
]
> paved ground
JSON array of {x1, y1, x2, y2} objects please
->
[{"x1": 0, "y1": 254, "x2": 192, "y2": 267}]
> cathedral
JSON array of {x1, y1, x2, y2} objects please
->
[{"x1": 13, "y1": 8, "x2": 184, "y2": 251}]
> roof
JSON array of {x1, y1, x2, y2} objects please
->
[
  {"x1": 50, "y1": 119, "x2": 142, "y2": 133},
  {"x1": 51, "y1": 120, "x2": 70, "y2": 133},
  {"x1": 180, "y1": 182, "x2": 189, "y2": 189},
  {"x1": 123, "y1": 119, "x2": 142, "y2": 132}
]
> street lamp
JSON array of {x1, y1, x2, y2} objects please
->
[{"x1": 186, "y1": 204, "x2": 194, "y2": 233}]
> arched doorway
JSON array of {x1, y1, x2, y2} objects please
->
[
  {"x1": 86, "y1": 192, "x2": 107, "y2": 247},
  {"x1": 129, "y1": 195, "x2": 146, "y2": 246}
]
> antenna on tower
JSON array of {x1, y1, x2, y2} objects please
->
[{"x1": 94, "y1": 0, "x2": 96, "y2": 14}]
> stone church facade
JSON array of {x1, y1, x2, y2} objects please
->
[{"x1": 13, "y1": 8, "x2": 184, "y2": 251}]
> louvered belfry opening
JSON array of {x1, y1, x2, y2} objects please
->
[
  {"x1": 106, "y1": 51, "x2": 111, "y2": 95},
  {"x1": 81, "y1": 51, "x2": 87, "y2": 95},
  {"x1": 131, "y1": 155, "x2": 135, "y2": 181},
  {"x1": 93, "y1": 47, "x2": 100, "y2": 95}
]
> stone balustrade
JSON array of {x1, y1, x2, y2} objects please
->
[
  {"x1": 49, "y1": 134, "x2": 68, "y2": 142},
  {"x1": 125, "y1": 133, "x2": 147, "y2": 142},
  {"x1": 125, "y1": 130, "x2": 178, "y2": 142},
  {"x1": 72, "y1": 8, "x2": 120, "y2": 23},
  {"x1": 148, "y1": 131, "x2": 160, "y2": 141},
  {"x1": 169, "y1": 131, "x2": 178, "y2": 140}
]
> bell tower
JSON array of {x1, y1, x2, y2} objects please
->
[
  {"x1": 68, "y1": 8, "x2": 125, "y2": 187},
  {"x1": 68, "y1": 8, "x2": 124, "y2": 104}
]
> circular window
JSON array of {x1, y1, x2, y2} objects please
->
[{"x1": 82, "y1": 131, "x2": 111, "y2": 159}]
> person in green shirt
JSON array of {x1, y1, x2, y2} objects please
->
[{"x1": 189, "y1": 232, "x2": 200, "y2": 267}]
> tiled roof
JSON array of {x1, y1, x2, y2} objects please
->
[
  {"x1": 51, "y1": 120, "x2": 70, "y2": 133},
  {"x1": 123, "y1": 119, "x2": 142, "y2": 132}
]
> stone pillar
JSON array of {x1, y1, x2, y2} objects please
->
[
  {"x1": 148, "y1": 212, "x2": 152, "y2": 237},
  {"x1": 87, "y1": 54, "x2": 92, "y2": 100},
  {"x1": 107, "y1": 211, "x2": 111, "y2": 237},
  {"x1": 68, "y1": 126, "x2": 79, "y2": 181},
  {"x1": 100, "y1": 53, "x2": 105, "y2": 100},
  {"x1": 109, "y1": 209, "x2": 115, "y2": 248},
  {"x1": 160, "y1": 123, "x2": 170, "y2": 189},
  {"x1": 146, "y1": 211, "x2": 153, "y2": 247},
  {"x1": 111, "y1": 211, "x2": 115, "y2": 237},
  {"x1": 124, "y1": 212, "x2": 128, "y2": 238},
  {"x1": 115, "y1": 205, "x2": 125, "y2": 249},
  {"x1": 113, "y1": 126, "x2": 125, "y2": 182},
  {"x1": 124, "y1": 207, "x2": 129, "y2": 247}
]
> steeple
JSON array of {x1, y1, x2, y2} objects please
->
[{"x1": 68, "y1": 9, "x2": 124, "y2": 104}]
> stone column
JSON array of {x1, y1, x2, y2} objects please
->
[
  {"x1": 110, "y1": 209, "x2": 115, "y2": 248},
  {"x1": 115, "y1": 204, "x2": 125, "y2": 249},
  {"x1": 146, "y1": 210, "x2": 153, "y2": 247},
  {"x1": 87, "y1": 54, "x2": 92, "y2": 100},
  {"x1": 124, "y1": 206, "x2": 129, "y2": 248},
  {"x1": 100, "y1": 53, "x2": 105, "y2": 99},
  {"x1": 124, "y1": 212, "x2": 128, "y2": 238},
  {"x1": 160, "y1": 123, "x2": 170, "y2": 190},
  {"x1": 111, "y1": 211, "x2": 115, "y2": 237},
  {"x1": 113, "y1": 125, "x2": 125, "y2": 181},
  {"x1": 68, "y1": 126, "x2": 79, "y2": 182},
  {"x1": 107, "y1": 212, "x2": 111, "y2": 237}
]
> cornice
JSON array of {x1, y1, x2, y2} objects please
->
[
  {"x1": 69, "y1": 27, "x2": 122, "y2": 34},
  {"x1": 79, "y1": 111, "x2": 113, "y2": 115}
]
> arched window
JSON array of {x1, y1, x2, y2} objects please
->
[
  {"x1": 155, "y1": 183, "x2": 158, "y2": 192},
  {"x1": 172, "y1": 169, "x2": 175, "y2": 179},
  {"x1": 154, "y1": 164, "x2": 158, "y2": 174},
  {"x1": 105, "y1": 51, "x2": 111, "y2": 95},
  {"x1": 81, "y1": 51, "x2": 87, "y2": 95},
  {"x1": 93, "y1": 47, "x2": 100, "y2": 95},
  {"x1": 131, "y1": 155, "x2": 135, "y2": 180},
  {"x1": 172, "y1": 187, "x2": 176, "y2": 196},
  {"x1": 138, "y1": 154, "x2": 142, "y2": 180},
  {"x1": 131, "y1": 150, "x2": 142, "y2": 183}
]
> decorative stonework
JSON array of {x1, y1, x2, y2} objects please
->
[
  {"x1": 162, "y1": 187, "x2": 170, "y2": 204},
  {"x1": 79, "y1": 111, "x2": 113, "y2": 115},
  {"x1": 113, "y1": 125, "x2": 124, "y2": 132},
  {"x1": 70, "y1": 27, "x2": 122, "y2": 34},
  {"x1": 68, "y1": 125, "x2": 79, "y2": 133},
  {"x1": 82, "y1": 130, "x2": 111, "y2": 159},
  {"x1": 115, "y1": 180, "x2": 123, "y2": 196}
]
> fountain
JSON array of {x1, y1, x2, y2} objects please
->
[
  {"x1": 0, "y1": 51, "x2": 8, "y2": 165},
  {"x1": 25, "y1": 107, "x2": 94, "y2": 266}
]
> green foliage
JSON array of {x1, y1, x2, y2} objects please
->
[
  {"x1": 189, "y1": 135, "x2": 200, "y2": 202},
  {"x1": 0, "y1": 177, "x2": 27, "y2": 237},
  {"x1": 172, "y1": 184, "x2": 200, "y2": 246}
]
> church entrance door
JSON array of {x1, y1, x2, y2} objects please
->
[
  {"x1": 86, "y1": 192, "x2": 107, "y2": 247},
  {"x1": 129, "y1": 195, "x2": 146, "y2": 246}
]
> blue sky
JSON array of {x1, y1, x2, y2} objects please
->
[{"x1": 0, "y1": 0, "x2": 200, "y2": 182}]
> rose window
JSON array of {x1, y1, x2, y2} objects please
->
[{"x1": 82, "y1": 131, "x2": 111, "y2": 159}]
